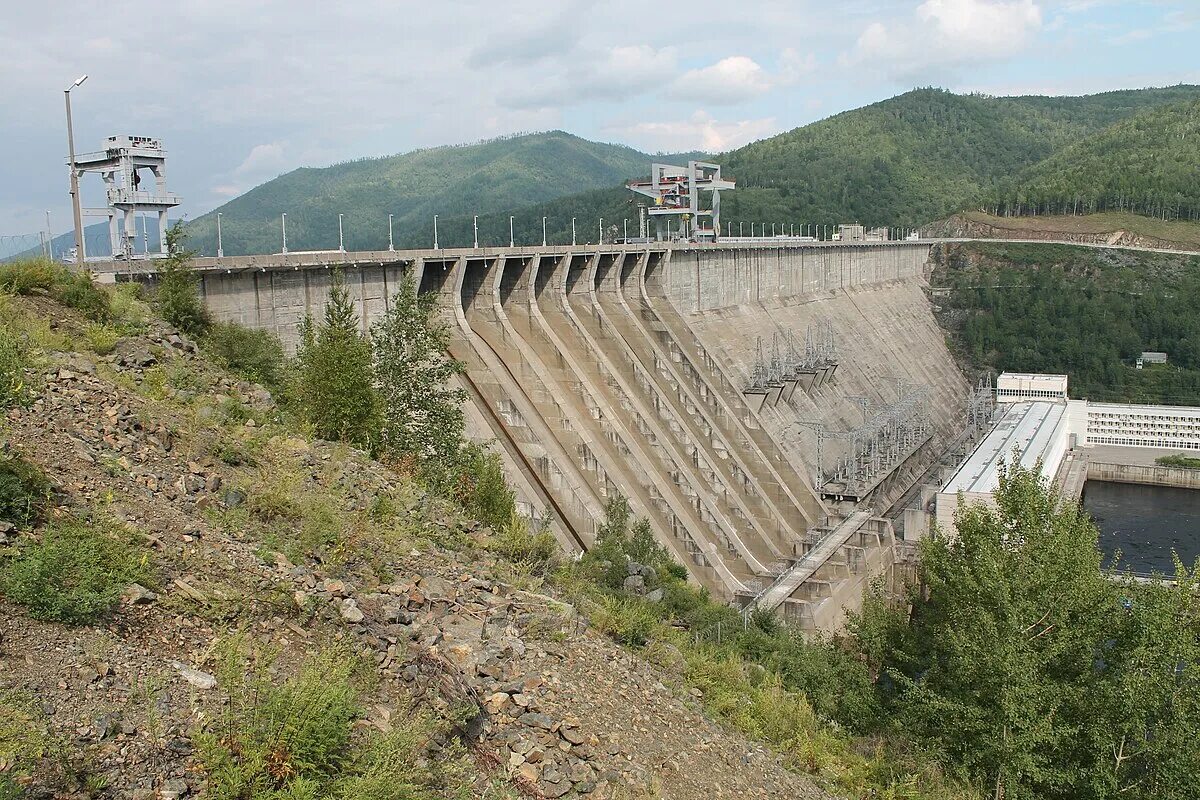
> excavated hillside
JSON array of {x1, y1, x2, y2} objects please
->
[{"x1": 0, "y1": 292, "x2": 834, "y2": 799}]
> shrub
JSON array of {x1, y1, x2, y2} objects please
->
[
  {"x1": 456, "y1": 445, "x2": 516, "y2": 529},
  {"x1": 0, "y1": 259, "x2": 110, "y2": 321},
  {"x1": 81, "y1": 322, "x2": 121, "y2": 355},
  {"x1": 295, "y1": 271, "x2": 378, "y2": 448},
  {"x1": 203, "y1": 321, "x2": 288, "y2": 392},
  {"x1": 0, "y1": 259, "x2": 58, "y2": 295},
  {"x1": 0, "y1": 453, "x2": 51, "y2": 528},
  {"x1": 156, "y1": 223, "x2": 209, "y2": 336},
  {"x1": 0, "y1": 518, "x2": 150, "y2": 623},
  {"x1": 0, "y1": 320, "x2": 30, "y2": 410},
  {"x1": 198, "y1": 640, "x2": 360, "y2": 798},
  {"x1": 485, "y1": 514, "x2": 558, "y2": 575},
  {"x1": 51, "y1": 270, "x2": 110, "y2": 321},
  {"x1": 591, "y1": 595, "x2": 661, "y2": 647}
]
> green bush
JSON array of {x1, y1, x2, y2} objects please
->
[
  {"x1": 203, "y1": 322, "x2": 288, "y2": 392},
  {"x1": 0, "y1": 518, "x2": 150, "y2": 624},
  {"x1": 199, "y1": 642, "x2": 360, "y2": 798},
  {"x1": 81, "y1": 322, "x2": 121, "y2": 355},
  {"x1": 0, "y1": 259, "x2": 110, "y2": 321},
  {"x1": 156, "y1": 223, "x2": 210, "y2": 336},
  {"x1": 456, "y1": 446, "x2": 516, "y2": 530},
  {"x1": 0, "y1": 692, "x2": 50, "y2": 800},
  {"x1": 296, "y1": 272, "x2": 378, "y2": 448},
  {"x1": 485, "y1": 514, "x2": 558, "y2": 575},
  {"x1": 0, "y1": 453, "x2": 51, "y2": 528}
]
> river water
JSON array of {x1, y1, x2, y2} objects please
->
[{"x1": 1082, "y1": 480, "x2": 1200, "y2": 574}]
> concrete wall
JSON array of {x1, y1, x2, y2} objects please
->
[{"x1": 1087, "y1": 461, "x2": 1200, "y2": 490}]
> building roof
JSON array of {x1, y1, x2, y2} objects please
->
[
  {"x1": 997, "y1": 372, "x2": 1068, "y2": 389},
  {"x1": 941, "y1": 401, "x2": 1067, "y2": 496}
]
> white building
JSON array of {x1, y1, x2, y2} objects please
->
[
  {"x1": 1084, "y1": 402, "x2": 1200, "y2": 451},
  {"x1": 936, "y1": 401, "x2": 1071, "y2": 536},
  {"x1": 996, "y1": 373, "x2": 1069, "y2": 403}
]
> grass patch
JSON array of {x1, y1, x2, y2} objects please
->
[
  {"x1": 0, "y1": 452, "x2": 51, "y2": 529},
  {"x1": 0, "y1": 320, "x2": 30, "y2": 410},
  {"x1": 197, "y1": 637, "x2": 471, "y2": 800},
  {"x1": 1157, "y1": 453, "x2": 1200, "y2": 470},
  {"x1": 0, "y1": 516, "x2": 151, "y2": 624},
  {"x1": 202, "y1": 322, "x2": 290, "y2": 396},
  {"x1": 81, "y1": 322, "x2": 121, "y2": 355}
]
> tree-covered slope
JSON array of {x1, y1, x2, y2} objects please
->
[
  {"x1": 990, "y1": 100, "x2": 1200, "y2": 220},
  {"x1": 716, "y1": 86, "x2": 1200, "y2": 230},
  {"x1": 184, "y1": 132, "x2": 695, "y2": 255}
]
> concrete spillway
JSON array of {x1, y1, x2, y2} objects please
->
[{"x1": 100, "y1": 240, "x2": 967, "y2": 626}]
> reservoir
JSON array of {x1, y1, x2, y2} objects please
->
[{"x1": 1082, "y1": 480, "x2": 1200, "y2": 574}]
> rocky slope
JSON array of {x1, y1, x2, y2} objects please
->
[{"x1": 0, "y1": 293, "x2": 830, "y2": 799}]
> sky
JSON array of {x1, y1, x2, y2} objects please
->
[{"x1": 1, "y1": 0, "x2": 1198, "y2": 240}]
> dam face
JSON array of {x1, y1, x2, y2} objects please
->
[{"x1": 112, "y1": 241, "x2": 968, "y2": 629}]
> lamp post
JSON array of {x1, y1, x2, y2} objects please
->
[
  {"x1": 598, "y1": 218, "x2": 603, "y2": 245},
  {"x1": 433, "y1": 215, "x2": 439, "y2": 249},
  {"x1": 216, "y1": 212, "x2": 224, "y2": 258},
  {"x1": 338, "y1": 213, "x2": 344, "y2": 252},
  {"x1": 388, "y1": 214, "x2": 394, "y2": 251},
  {"x1": 473, "y1": 215, "x2": 479, "y2": 249},
  {"x1": 281, "y1": 213, "x2": 288, "y2": 254},
  {"x1": 64, "y1": 74, "x2": 88, "y2": 263},
  {"x1": 509, "y1": 216, "x2": 515, "y2": 248},
  {"x1": 623, "y1": 218, "x2": 628, "y2": 241},
  {"x1": 45, "y1": 211, "x2": 53, "y2": 260},
  {"x1": 571, "y1": 217, "x2": 576, "y2": 246},
  {"x1": 542, "y1": 216, "x2": 547, "y2": 246}
]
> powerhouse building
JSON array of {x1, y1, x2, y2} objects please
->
[{"x1": 936, "y1": 372, "x2": 1200, "y2": 536}]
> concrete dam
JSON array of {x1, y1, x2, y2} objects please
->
[{"x1": 102, "y1": 240, "x2": 968, "y2": 629}]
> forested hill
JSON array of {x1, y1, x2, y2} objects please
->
[
  {"x1": 184, "y1": 132, "x2": 700, "y2": 255},
  {"x1": 989, "y1": 100, "x2": 1200, "y2": 220},
  {"x1": 716, "y1": 85, "x2": 1200, "y2": 230},
  {"x1": 467, "y1": 86, "x2": 1200, "y2": 247}
]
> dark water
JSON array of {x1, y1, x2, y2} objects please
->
[{"x1": 1083, "y1": 480, "x2": 1200, "y2": 574}]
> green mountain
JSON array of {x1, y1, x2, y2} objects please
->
[
  {"x1": 185, "y1": 132, "x2": 701, "y2": 255},
  {"x1": 479, "y1": 86, "x2": 1200, "y2": 244},
  {"x1": 990, "y1": 100, "x2": 1200, "y2": 220}
]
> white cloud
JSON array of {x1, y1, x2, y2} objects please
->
[
  {"x1": 670, "y1": 56, "x2": 772, "y2": 104},
  {"x1": 607, "y1": 110, "x2": 779, "y2": 153},
  {"x1": 843, "y1": 0, "x2": 1043, "y2": 78},
  {"x1": 234, "y1": 142, "x2": 287, "y2": 178},
  {"x1": 507, "y1": 44, "x2": 678, "y2": 109}
]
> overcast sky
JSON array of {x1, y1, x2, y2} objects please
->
[{"x1": 2, "y1": 0, "x2": 1197, "y2": 239}]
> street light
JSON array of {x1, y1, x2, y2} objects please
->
[
  {"x1": 623, "y1": 218, "x2": 628, "y2": 241},
  {"x1": 64, "y1": 73, "x2": 88, "y2": 263},
  {"x1": 599, "y1": 218, "x2": 603, "y2": 245},
  {"x1": 571, "y1": 217, "x2": 576, "y2": 246},
  {"x1": 217, "y1": 212, "x2": 224, "y2": 258},
  {"x1": 338, "y1": 213, "x2": 345, "y2": 252},
  {"x1": 542, "y1": 216, "x2": 547, "y2": 246},
  {"x1": 388, "y1": 214, "x2": 394, "y2": 251},
  {"x1": 281, "y1": 213, "x2": 288, "y2": 254},
  {"x1": 473, "y1": 215, "x2": 479, "y2": 249},
  {"x1": 509, "y1": 216, "x2": 514, "y2": 248},
  {"x1": 433, "y1": 215, "x2": 439, "y2": 249}
]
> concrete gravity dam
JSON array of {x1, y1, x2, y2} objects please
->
[{"x1": 101, "y1": 239, "x2": 970, "y2": 630}]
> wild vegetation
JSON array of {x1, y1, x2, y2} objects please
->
[
  {"x1": 933, "y1": 242, "x2": 1200, "y2": 405},
  {"x1": 1156, "y1": 453, "x2": 1200, "y2": 470}
]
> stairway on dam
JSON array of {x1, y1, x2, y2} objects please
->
[{"x1": 108, "y1": 240, "x2": 967, "y2": 628}]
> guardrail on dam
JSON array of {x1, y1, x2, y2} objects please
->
[{"x1": 96, "y1": 239, "x2": 968, "y2": 629}]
